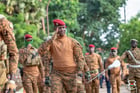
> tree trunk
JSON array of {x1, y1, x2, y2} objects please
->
[
  {"x1": 39, "y1": 0, "x2": 46, "y2": 34},
  {"x1": 42, "y1": 18, "x2": 46, "y2": 34},
  {"x1": 46, "y1": 0, "x2": 51, "y2": 36}
]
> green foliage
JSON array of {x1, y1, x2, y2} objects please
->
[
  {"x1": 0, "y1": 0, "x2": 127, "y2": 54},
  {"x1": 0, "y1": 2, "x2": 44, "y2": 48},
  {"x1": 48, "y1": 0, "x2": 80, "y2": 32},
  {"x1": 0, "y1": 3, "x2": 6, "y2": 13},
  {"x1": 78, "y1": 0, "x2": 126, "y2": 51},
  {"x1": 119, "y1": 13, "x2": 140, "y2": 54},
  {"x1": 14, "y1": 23, "x2": 43, "y2": 48},
  {"x1": 75, "y1": 37, "x2": 86, "y2": 54},
  {"x1": 4, "y1": 0, "x2": 46, "y2": 24}
]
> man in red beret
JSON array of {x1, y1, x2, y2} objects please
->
[
  {"x1": 19, "y1": 34, "x2": 45, "y2": 93},
  {"x1": 0, "y1": 14, "x2": 19, "y2": 93},
  {"x1": 38, "y1": 19, "x2": 86, "y2": 93},
  {"x1": 105, "y1": 47, "x2": 126, "y2": 93},
  {"x1": 85, "y1": 44, "x2": 104, "y2": 93}
]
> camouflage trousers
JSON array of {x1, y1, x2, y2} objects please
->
[
  {"x1": 110, "y1": 74, "x2": 121, "y2": 93},
  {"x1": 129, "y1": 77, "x2": 140, "y2": 93},
  {"x1": 85, "y1": 78, "x2": 99, "y2": 93},
  {"x1": 37, "y1": 76, "x2": 51, "y2": 93},
  {"x1": 77, "y1": 82, "x2": 86, "y2": 93},
  {"x1": 63, "y1": 83, "x2": 86, "y2": 93},
  {"x1": 51, "y1": 70, "x2": 77, "y2": 93},
  {"x1": 37, "y1": 75, "x2": 46, "y2": 93},
  {"x1": 23, "y1": 73, "x2": 38, "y2": 93}
]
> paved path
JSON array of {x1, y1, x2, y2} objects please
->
[
  {"x1": 16, "y1": 84, "x2": 131, "y2": 93},
  {"x1": 100, "y1": 84, "x2": 130, "y2": 93}
]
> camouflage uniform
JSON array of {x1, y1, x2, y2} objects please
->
[
  {"x1": 38, "y1": 35, "x2": 85, "y2": 93},
  {"x1": 85, "y1": 53, "x2": 103, "y2": 93},
  {"x1": 77, "y1": 62, "x2": 89, "y2": 93},
  {"x1": 106, "y1": 56, "x2": 125, "y2": 93},
  {"x1": 0, "y1": 16, "x2": 18, "y2": 92},
  {"x1": 19, "y1": 47, "x2": 44, "y2": 93},
  {"x1": 38, "y1": 52, "x2": 51, "y2": 93},
  {"x1": 121, "y1": 47, "x2": 140, "y2": 93}
]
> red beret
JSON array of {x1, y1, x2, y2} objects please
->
[
  {"x1": 24, "y1": 34, "x2": 32, "y2": 39},
  {"x1": 89, "y1": 44, "x2": 95, "y2": 48},
  {"x1": 111, "y1": 47, "x2": 117, "y2": 50},
  {"x1": 85, "y1": 53, "x2": 89, "y2": 55},
  {"x1": 53, "y1": 19, "x2": 65, "y2": 26}
]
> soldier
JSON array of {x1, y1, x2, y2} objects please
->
[
  {"x1": 38, "y1": 36, "x2": 52, "y2": 93},
  {"x1": 19, "y1": 34, "x2": 44, "y2": 93},
  {"x1": 38, "y1": 19, "x2": 87, "y2": 93},
  {"x1": 0, "y1": 14, "x2": 18, "y2": 93},
  {"x1": 105, "y1": 47, "x2": 126, "y2": 93},
  {"x1": 121, "y1": 39, "x2": 140, "y2": 93},
  {"x1": 85, "y1": 44, "x2": 104, "y2": 93}
]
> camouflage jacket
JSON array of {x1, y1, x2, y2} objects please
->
[
  {"x1": 19, "y1": 47, "x2": 44, "y2": 78},
  {"x1": 0, "y1": 18, "x2": 18, "y2": 74},
  {"x1": 38, "y1": 34, "x2": 85, "y2": 76}
]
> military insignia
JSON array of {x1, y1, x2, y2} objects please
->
[
  {"x1": 127, "y1": 80, "x2": 137, "y2": 91},
  {"x1": 56, "y1": 23, "x2": 58, "y2": 26}
]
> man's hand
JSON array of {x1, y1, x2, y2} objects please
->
[
  {"x1": 76, "y1": 75, "x2": 82, "y2": 84},
  {"x1": 27, "y1": 44, "x2": 32, "y2": 50},
  {"x1": 85, "y1": 71, "x2": 91, "y2": 81},
  {"x1": 105, "y1": 75, "x2": 109, "y2": 81},
  {"x1": 91, "y1": 73, "x2": 98, "y2": 78},
  {"x1": 55, "y1": 27, "x2": 59, "y2": 33},
  {"x1": 42, "y1": 77, "x2": 45, "y2": 85},
  {"x1": 122, "y1": 73, "x2": 127, "y2": 81},
  {"x1": 101, "y1": 68, "x2": 104, "y2": 72},
  {"x1": 52, "y1": 27, "x2": 59, "y2": 40},
  {"x1": 45, "y1": 76, "x2": 51, "y2": 87}
]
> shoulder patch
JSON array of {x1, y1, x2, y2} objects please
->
[{"x1": 69, "y1": 37, "x2": 82, "y2": 49}]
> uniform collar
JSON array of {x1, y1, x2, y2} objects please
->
[{"x1": 57, "y1": 34, "x2": 67, "y2": 39}]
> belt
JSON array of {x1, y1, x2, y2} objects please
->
[
  {"x1": 128, "y1": 64, "x2": 140, "y2": 68},
  {"x1": 90, "y1": 69, "x2": 98, "y2": 74}
]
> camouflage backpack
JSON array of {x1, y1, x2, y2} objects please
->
[{"x1": 24, "y1": 48, "x2": 40, "y2": 66}]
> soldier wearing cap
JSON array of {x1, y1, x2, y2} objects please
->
[
  {"x1": 19, "y1": 34, "x2": 44, "y2": 93},
  {"x1": 0, "y1": 14, "x2": 18, "y2": 93},
  {"x1": 85, "y1": 44, "x2": 104, "y2": 93},
  {"x1": 121, "y1": 39, "x2": 140, "y2": 93},
  {"x1": 105, "y1": 47, "x2": 126, "y2": 93},
  {"x1": 38, "y1": 19, "x2": 86, "y2": 93}
]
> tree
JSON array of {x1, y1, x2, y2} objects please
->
[
  {"x1": 78, "y1": 0, "x2": 126, "y2": 51},
  {"x1": 119, "y1": 13, "x2": 140, "y2": 54},
  {"x1": 0, "y1": 0, "x2": 127, "y2": 53},
  {"x1": 0, "y1": 2, "x2": 46, "y2": 48},
  {"x1": 48, "y1": 0, "x2": 81, "y2": 32}
]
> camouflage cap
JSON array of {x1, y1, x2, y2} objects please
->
[{"x1": 130, "y1": 39, "x2": 138, "y2": 42}]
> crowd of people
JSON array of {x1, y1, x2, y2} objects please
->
[{"x1": 0, "y1": 14, "x2": 140, "y2": 93}]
